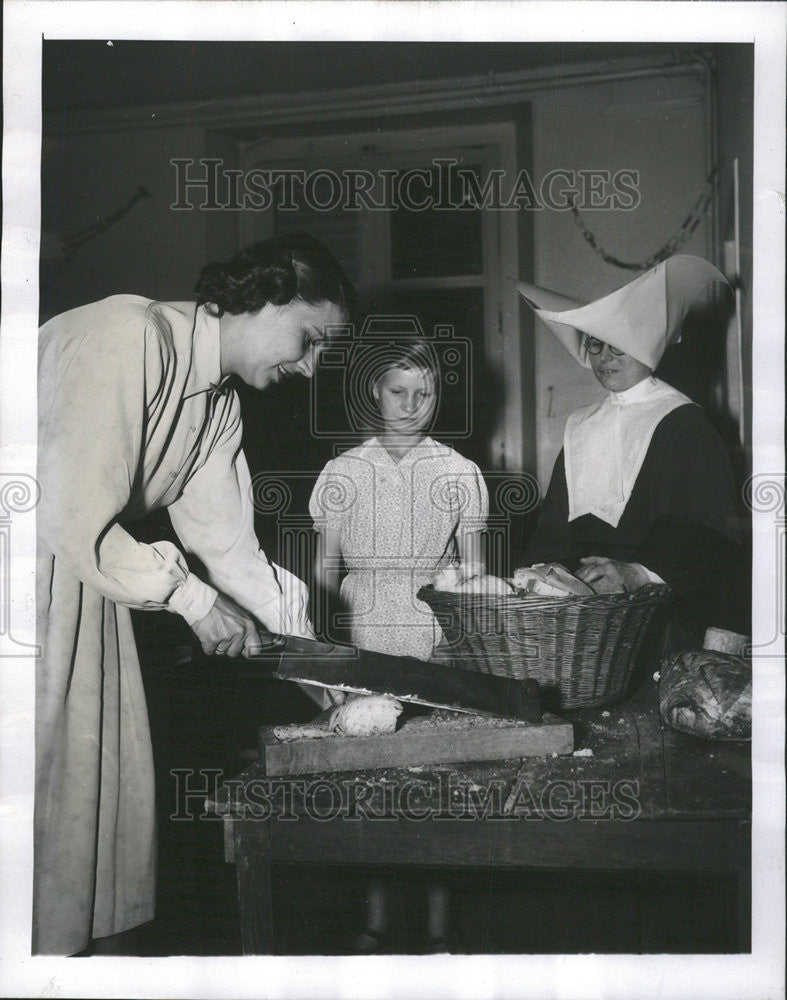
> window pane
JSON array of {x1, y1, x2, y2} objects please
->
[
  {"x1": 390, "y1": 163, "x2": 484, "y2": 279},
  {"x1": 356, "y1": 286, "x2": 493, "y2": 470},
  {"x1": 273, "y1": 175, "x2": 361, "y2": 287}
]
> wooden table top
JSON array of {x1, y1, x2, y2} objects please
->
[{"x1": 210, "y1": 676, "x2": 750, "y2": 824}]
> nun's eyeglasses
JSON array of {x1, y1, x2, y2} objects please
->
[{"x1": 584, "y1": 336, "x2": 625, "y2": 357}]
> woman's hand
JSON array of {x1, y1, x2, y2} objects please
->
[
  {"x1": 576, "y1": 556, "x2": 649, "y2": 593},
  {"x1": 190, "y1": 593, "x2": 261, "y2": 657}
]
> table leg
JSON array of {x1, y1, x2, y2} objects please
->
[{"x1": 233, "y1": 818, "x2": 275, "y2": 955}]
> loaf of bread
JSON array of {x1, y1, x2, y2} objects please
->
[
  {"x1": 431, "y1": 565, "x2": 465, "y2": 592},
  {"x1": 455, "y1": 574, "x2": 514, "y2": 595},
  {"x1": 431, "y1": 565, "x2": 513, "y2": 595},
  {"x1": 511, "y1": 563, "x2": 594, "y2": 598},
  {"x1": 328, "y1": 695, "x2": 403, "y2": 737},
  {"x1": 659, "y1": 649, "x2": 751, "y2": 740},
  {"x1": 587, "y1": 576, "x2": 625, "y2": 594}
]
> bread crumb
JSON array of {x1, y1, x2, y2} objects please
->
[
  {"x1": 653, "y1": 671, "x2": 661, "y2": 682},
  {"x1": 407, "y1": 711, "x2": 521, "y2": 731},
  {"x1": 572, "y1": 748, "x2": 593, "y2": 757},
  {"x1": 601, "y1": 711, "x2": 610, "y2": 718}
]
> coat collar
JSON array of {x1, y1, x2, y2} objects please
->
[
  {"x1": 608, "y1": 374, "x2": 661, "y2": 407},
  {"x1": 183, "y1": 304, "x2": 224, "y2": 398}
]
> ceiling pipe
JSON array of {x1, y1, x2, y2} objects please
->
[{"x1": 48, "y1": 53, "x2": 709, "y2": 136}]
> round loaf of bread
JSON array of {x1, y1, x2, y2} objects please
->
[
  {"x1": 456, "y1": 574, "x2": 514, "y2": 595},
  {"x1": 328, "y1": 695, "x2": 403, "y2": 737}
]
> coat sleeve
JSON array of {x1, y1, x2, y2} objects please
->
[
  {"x1": 37, "y1": 304, "x2": 215, "y2": 621},
  {"x1": 632, "y1": 406, "x2": 747, "y2": 635},
  {"x1": 523, "y1": 451, "x2": 576, "y2": 566},
  {"x1": 167, "y1": 397, "x2": 313, "y2": 637}
]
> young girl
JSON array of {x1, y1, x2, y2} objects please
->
[
  {"x1": 310, "y1": 337, "x2": 488, "y2": 660},
  {"x1": 309, "y1": 336, "x2": 489, "y2": 952}
]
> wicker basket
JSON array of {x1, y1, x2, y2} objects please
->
[{"x1": 418, "y1": 583, "x2": 671, "y2": 710}]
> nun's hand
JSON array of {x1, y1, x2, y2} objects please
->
[
  {"x1": 576, "y1": 557, "x2": 650, "y2": 594},
  {"x1": 191, "y1": 593, "x2": 261, "y2": 657}
]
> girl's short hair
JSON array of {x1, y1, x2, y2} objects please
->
[
  {"x1": 194, "y1": 232, "x2": 355, "y2": 319},
  {"x1": 369, "y1": 337, "x2": 439, "y2": 386},
  {"x1": 347, "y1": 335, "x2": 440, "y2": 431}
]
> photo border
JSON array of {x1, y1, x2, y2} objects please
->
[{"x1": 1, "y1": 3, "x2": 784, "y2": 998}]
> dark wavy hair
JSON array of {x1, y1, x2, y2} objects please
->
[{"x1": 194, "y1": 232, "x2": 355, "y2": 319}]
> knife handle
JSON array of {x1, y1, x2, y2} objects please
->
[{"x1": 245, "y1": 625, "x2": 287, "y2": 656}]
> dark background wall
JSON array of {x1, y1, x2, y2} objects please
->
[{"x1": 40, "y1": 41, "x2": 753, "y2": 555}]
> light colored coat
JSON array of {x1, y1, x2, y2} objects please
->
[{"x1": 35, "y1": 295, "x2": 306, "y2": 953}]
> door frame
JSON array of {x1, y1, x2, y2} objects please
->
[{"x1": 238, "y1": 121, "x2": 523, "y2": 470}]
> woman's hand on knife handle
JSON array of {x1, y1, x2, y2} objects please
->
[{"x1": 191, "y1": 592, "x2": 261, "y2": 657}]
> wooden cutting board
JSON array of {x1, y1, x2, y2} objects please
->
[{"x1": 259, "y1": 712, "x2": 574, "y2": 776}]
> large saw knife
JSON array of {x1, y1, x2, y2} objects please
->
[{"x1": 247, "y1": 633, "x2": 542, "y2": 722}]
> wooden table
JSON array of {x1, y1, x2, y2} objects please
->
[{"x1": 208, "y1": 676, "x2": 751, "y2": 954}]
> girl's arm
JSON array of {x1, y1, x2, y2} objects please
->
[
  {"x1": 456, "y1": 461, "x2": 489, "y2": 580},
  {"x1": 314, "y1": 526, "x2": 344, "y2": 597},
  {"x1": 458, "y1": 529, "x2": 486, "y2": 581},
  {"x1": 313, "y1": 524, "x2": 348, "y2": 645}
]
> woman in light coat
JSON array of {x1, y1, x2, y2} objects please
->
[{"x1": 35, "y1": 233, "x2": 353, "y2": 954}]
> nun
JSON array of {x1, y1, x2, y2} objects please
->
[{"x1": 517, "y1": 255, "x2": 747, "y2": 648}]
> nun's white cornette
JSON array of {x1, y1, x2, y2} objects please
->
[
  {"x1": 517, "y1": 256, "x2": 746, "y2": 642},
  {"x1": 35, "y1": 295, "x2": 309, "y2": 954}
]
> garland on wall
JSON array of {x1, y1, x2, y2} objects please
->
[
  {"x1": 41, "y1": 186, "x2": 152, "y2": 271},
  {"x1": 568, "y1": 163, "x2": 721, "y2": 272},
  {"x1": 57, "y1": 185, "x2": 152, "y2": 261}
]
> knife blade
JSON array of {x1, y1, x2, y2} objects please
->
[{"x1": 247, "y1": 633, "x2": 542, "y2": 722}]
